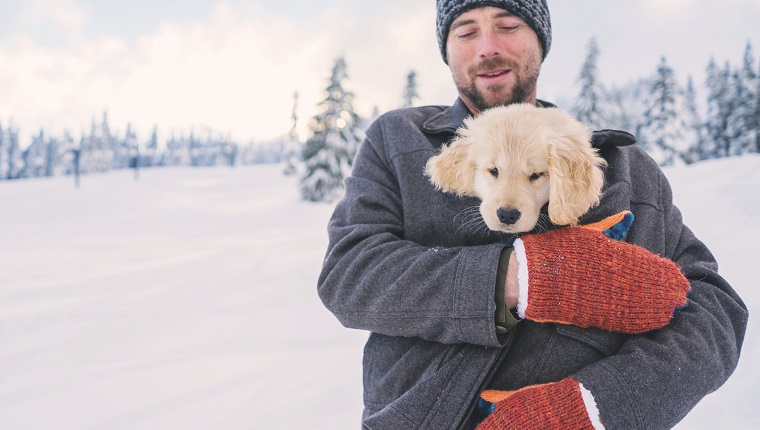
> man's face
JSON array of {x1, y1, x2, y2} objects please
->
[{"x1": 446, "y1": 6, "x2": 542, "y2": 115}]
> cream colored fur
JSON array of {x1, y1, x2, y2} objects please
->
[{"x1": 425, "y1": 104, "x2": 606, "y2": 234}]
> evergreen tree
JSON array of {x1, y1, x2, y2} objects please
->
[
  {"x1": 58, "y1": 130, "x2": 76, "y2": 176},
  {"x1": 73, "y1": 135, "x2": 84, "y2": 187},
  {"x1": 144, "y1": 126, "x2": 159, "y2": 167},
  {"x1": 97, "y1": 111, "x2": 126, "y2": 169},
  {"x1": 110, "y1": 120, "x2": 136, "y2": 169},
  {"x1": 755, "y1": 57, "x2": 760, "y2": 153},
  {"x1": 123, "y1": 123, "x2": 139, "y2": 170},
  {"x1": 188, "y1": 132, "x2": 204, "y2": 166},
  {"x1": 282, "y1": 92, "x2": 301, "y2": 175},
  {"x1": 681, "y1": 76, "x2": 706, "y2": 163},
  {"x1": 245, "y1": 138, "x2": 284, "y2": 164},
  {"x1": 639, "y1": 57, "x2": 690, "y2": 166},
  {"x1": 20, "y1": 129, "x2": 64, "y2": 178},
  {"x1": 44, "y1": 135, "x2": 62, "y2": 177},
  {"x1": 161, "y1": 134, "x2": 190, "y2": 166},
  {"x1": 402, "y1": 70, "x2": 420, "y2": 108},
  {"x1": 238, "y1": 140, "x2": 256, "y2": 165},
  {"x1": 80, "y1": 116, "x2": 113, "y2": 173},
  {"x1": 20, "y1": 130, "x2": 45, "y2": 178},
  {"x1": 572, "y1": 38, "x2": 607, "y2": 128},
  {"x1": 2, "y1": 124, "x2": 22, "y2": 179},
  {"x1": 727, "y1": 42, "x2": 758, "y2": 155},
  {"x1": 299, "y1": 56, "x2": 363, "y2": 202},
  {"x1": 704, "y1": 59, "x2": 733, "y2": 158},
  {"x1": 610, "y1": 79, "x2": 650, "y2": 138},
  {"x1": 0, "y1": 123, "x2": 5, "y2": 179},
  {"x1": 222, "y1": 140, "x2": 238, "y2": 167},
  {"x1": 188, "y1": 132, "x2": 222, "y2": 167}
]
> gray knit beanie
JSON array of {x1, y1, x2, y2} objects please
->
[{"x1": 436, "y1": 0, "x2": 551, "y2": 63}]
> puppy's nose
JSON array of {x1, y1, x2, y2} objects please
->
[{"x1": 497, "y1": 208, "x2": 521, "y2": 225}]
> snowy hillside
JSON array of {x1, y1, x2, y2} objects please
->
[{"x1": 0, "y1": 156, "x2": 757, "y2": 429}]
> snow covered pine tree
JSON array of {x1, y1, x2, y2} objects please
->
[
  {"x1": 299, "y1": 57, "x2": 363, "y2": 202},
  {"x1": 572, "y1": 38, "x2": 608, "y2": 129},
  {"x1": 639, "y1": 57, "x2": 692, "y2": 166},
  {"x1": 402, "y1": 70, "x2": 420, "y2": 108}
]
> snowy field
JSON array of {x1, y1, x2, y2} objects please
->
[{"x1": 0, "y1": 156, "x2": 758, "y2": 429}]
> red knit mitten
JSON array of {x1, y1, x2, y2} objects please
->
[
  {"x1": 477, "y1": 378, "x2": 603, "y2": 430},
  {"x1": 514, "y1": 212, "x2": 690, "y2": 334}
]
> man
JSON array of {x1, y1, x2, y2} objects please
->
[{"x1": 317, "y1": 0, "x2": 748, "y2": 428}]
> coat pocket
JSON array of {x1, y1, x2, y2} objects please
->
[
  {"x1": 554, "y1": 324, "x2": 626, "y2": 357},
  {"x1": 362, "y1": 333, "x2": 454, "y2": 408},
  {"x1": 531, "y1": 324, "x2": 627, "y2": 384}
]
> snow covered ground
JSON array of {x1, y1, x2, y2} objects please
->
[{"x1": 0, "y1": 156, "x2": 757, "y2": 429}]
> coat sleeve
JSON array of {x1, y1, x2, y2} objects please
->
[
  {"x1": 573, "y1": 164, "x2": 749, "y2": 429},
  {"x1": 317, "y1": 119, "x2": 507, "y2": 348}
]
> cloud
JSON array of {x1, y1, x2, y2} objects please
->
[
  {"x1": 18, "y1": 0, "x2": 87, "y2": 36},
  {"x1": 0, "y1": 3, "x2": 353, "y2": 144},
  {"x1": 335, "y1": 2, "x2": 456, "y2": 116},
  {"x1": 0, "y1": 34, "x2": 130, "y2": 139},
  {"x1": 0, "y1": 0, "x2": 459, "y2": 146},
  {"x1": 108, "y1": 3, "x2": 336, "y2": 142},
  {"x1": 2, "y1": 0, "x2": 758, "y2": 148},
  {"x1": 642, "y1": 0, "x2": 696, "y2": 21}
]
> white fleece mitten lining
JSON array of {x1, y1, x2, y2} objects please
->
[
  {"x1": 513, "y1": 238, "x2": 529, "y2": 319},
  {"x1": 579, "y1": 382, "x2": 606, "y2": 430}
]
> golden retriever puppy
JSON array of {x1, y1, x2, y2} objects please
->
[{"x1": 425, "y1": 104, "x2": 606, "y2": 234}]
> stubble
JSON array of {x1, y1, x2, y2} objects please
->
[{"x1": 457, "y1": 55, "x2": 541, "y2": 112}]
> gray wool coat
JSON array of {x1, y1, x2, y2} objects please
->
[{"x1": 317, "y1": 99, "x2": 748, "y2": 429}]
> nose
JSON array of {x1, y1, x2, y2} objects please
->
[
  {"x1": 497, "y1": 208, "x2": 521, "y2": 225},
  {"x1": 477, "y1": 30, "x2": 500, "y2": 59}
]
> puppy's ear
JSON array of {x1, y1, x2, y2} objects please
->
[
  {"x1": 547, "y1": 128, "x2": 607, "y2": 226},
  {"x1": 424, "y1": 136, "x2": 477, "y2": 196}
]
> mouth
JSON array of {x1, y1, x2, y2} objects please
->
[
  {"x1": 499, "y1": 225, "x2": 530, "y2": 234},
  {"x1": 486, "y1": 220, "x2": 529, "y2": 235},
  {"x1": 477, "y1": 68, "x2": 510, "y2": 82}
]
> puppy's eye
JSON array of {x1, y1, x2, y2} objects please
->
[
  {"x1": 529, "y1": 172, "x2": 545, "y2": 182},
  {"x1": 489, "y1": 167, "x2": 499, "y2": 178}
]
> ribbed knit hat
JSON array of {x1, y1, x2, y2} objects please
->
[{"x1": 436, "y1": 0, "x2": 552, "y2": 63}]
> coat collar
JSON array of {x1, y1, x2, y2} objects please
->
[
  {"x1": 421, "y1": 98, "x2": 558, "y2": 135},
  {"x1": 420, "y1": 98, "x2": 472, "y2": 135},
  {"x1": 420, "y1": 98, "x2": 636, "y2": 149}
]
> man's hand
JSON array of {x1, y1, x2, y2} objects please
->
[
  {"x1": 476, "y1": 378, "x2": 603, "y2": 430},
  {"x1": 508, "y1": 212, "x2": 690, "y2": 334}
]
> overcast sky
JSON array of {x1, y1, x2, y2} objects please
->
[{"x1": 1, "y1": 0, "x2": 759, "y2": 146}]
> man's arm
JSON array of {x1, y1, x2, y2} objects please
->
[
  {"x1": 479, "y1": 162, "x2": 747, "y2": 429},
  {"x1": 317, "y1": 119, "x2": 507, "y2": 348},
  {"x1": 571, "y1": 166, "x2": 748, "y2": 429}
]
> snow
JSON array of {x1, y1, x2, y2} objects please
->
[{"x1": 1, "y1": 156, "x2": 758, "y2": 429}]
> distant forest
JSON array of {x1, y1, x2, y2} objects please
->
[{"x1": 1, "y1": 39, "x2": 758, "y2": 188}]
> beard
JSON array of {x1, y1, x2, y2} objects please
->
[{"x1": 456, "y1": 56, "x2": 540, "y2": 112}]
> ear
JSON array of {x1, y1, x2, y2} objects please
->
[
  {"x1": 547, "y1": 132, "x2": 607, "y2": 226},
  {"x1": 424, "y1": 136, "x2": 477, "y2": 196}
]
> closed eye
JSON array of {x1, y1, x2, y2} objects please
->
[
  {"x1": 529, "y1": 172, "x2": 545, "y2": 182},
  {"x1": 498, "y1": 25, "x2": 520, "y2": 32}
]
